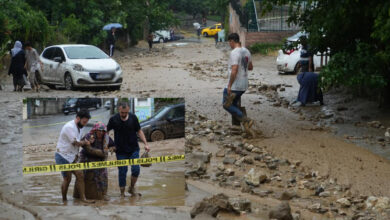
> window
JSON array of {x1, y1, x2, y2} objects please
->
[
  {"x1": 42, "y1": 47, "x2": 55, "y2": 60},
  {"x1": 53, "y1": 48, "x2": 65, "y2": 61}
]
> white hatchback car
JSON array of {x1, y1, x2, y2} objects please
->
[
  {"x1": 276, "y1": 32, "x2": 330, "y2": 74},
  {"x1": 37, "y1": 44, "x2": 122, "y2": 90}
]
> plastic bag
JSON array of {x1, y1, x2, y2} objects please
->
[{"x1": 140, "y1": 151, "x2": 152, "y2": 167}]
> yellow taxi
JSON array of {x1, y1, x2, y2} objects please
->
[{"x1": 201, "y1": 23, "x2": 222, "y2": 37}]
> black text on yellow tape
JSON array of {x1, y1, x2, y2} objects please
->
[{"x1": 23, "y1": 155, "x2": 185, "y2": 174}]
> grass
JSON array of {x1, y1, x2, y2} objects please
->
[
  {"x1": 207, "y1": 15, "x2": 222, "y2": 23},
  {"x1": 248, "y1": 42, "x2": 283, "y2": 55}
]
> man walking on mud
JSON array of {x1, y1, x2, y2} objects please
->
[
  {"x1": 54, "y1": 109, "x2": 94, "y2": 203},
  {"x1": 223, "y1": 33, "x2": 254, "y2": 134},
  {"x1": 107, "y1": 101, "x2": 150, "y2": 197}
]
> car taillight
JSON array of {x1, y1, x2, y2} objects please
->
[{"x1": 284, "y1": 49, "x2": 295, "y2": 55}]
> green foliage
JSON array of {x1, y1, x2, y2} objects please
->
[
  {"x1": 320, "y1": 42, "x2": 388, "y2": 96},
  {"x1": 248, "y1": 42, "x2": 283, "y2": 55}
]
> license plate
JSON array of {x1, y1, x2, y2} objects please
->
[{"x1": 96, "y1": 73, "x2": 111, "y2": 79}]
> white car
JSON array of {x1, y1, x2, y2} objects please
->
[
  {"x1": 276, "y1": 32, "x2": 330, "y2": 74},
  {"x1": 153, "y1": 30, "x2": 171, "y2": 43},
  {"x1": 37, "y1": 44, "x2": 122, "y2": 90}
]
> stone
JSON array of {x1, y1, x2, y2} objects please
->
[
  {"x1": 319, "y1": 191, "x2": 331, "y2": 197},
  {"x1": 234, "y1": 157, "x2": 245, "y2": 166},
  {"x1": 252, "y1": 189, "x2": 272, "y2": 197},
  {"x1": 187, "y1": 135, "x2": 201, "y2": 146},
  {"x1": 336, "y1": 198, "x2": 351, "y2": 208},
  {"x1": 245, "y1": 144, "x2": 254, "y2": 151},
  {"x1": 251, "y1": 147, "x2": 262, "y2": 153},
  {"x1": 269, "y1": 202, "x2": 293, "y2": 220},
  {"x1": 224, "y1": 168, "x2": 235, "y2": 176},
  {"x1": 245, "y1": 168, "x2": 260, "y2": 187},
  {"x1": 217, "y1": 163, "x2": 225, "y2": 171},
  {"x1": 243, "y1": 156, "x2": 254, "y2": 164},
  {"x1": 188, "y1": 151, "x2": 212, "y2": 163},
  {"x1": 193, "y1": 66, "x2": 201, "y2": 71},
  {"x1": 215, "y1": 149, "x2": 225, "y2": 157},
  {"x1": 279, "y1": 191, "x2": 298, "y2": 201},
  {"x1": 365, "y1": 196, "x2": 390, "y2": 211},
  {"x1": 315, "y1": 187, "x2": 325, "y2": 196},
  {"x1": 190, "y1": 193, "x2": 229, "y2": 218},
  {"x1": 223, "y1": 157, "x2": 236, "y2": 164},
  {"x1": 228, "y1": 198, "x2": 251, "y2": 213},
  {"x1": 259, "y1": 174, "x2": 268, "y2": 184}
]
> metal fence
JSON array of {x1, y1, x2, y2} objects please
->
[{"x1": 248, "y1": 0, "x2": 302, "y2": 32}]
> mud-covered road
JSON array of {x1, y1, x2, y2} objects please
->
[{"x1": 1, "y1": 35, "x2": 390, "y2": 219}]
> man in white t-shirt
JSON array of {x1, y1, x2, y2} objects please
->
[
  {"x1": 55, "y1": 109, "x2": 94, "y2": 203},
  {"x1": 223, "y1": 33, "x2": 254, "y2": 132}
]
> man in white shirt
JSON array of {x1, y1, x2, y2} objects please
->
[
  {"x1": 223, "y1": 33, "x2": 254, "y2": 133},
  {"x1": 55, "y1": 109, "x2": 93, "y2": 203}
]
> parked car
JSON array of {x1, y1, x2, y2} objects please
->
[
  {"x1": 104, "y1": 99, "x2": 118, "y2": 110},
  {"x1": 36, "y1": 44, "x2": 122, "y2": 90},
  {"x1": 63, "y1": 98, "x2": 102, "y2": 115},
  {"x1": 153, "y1": 30, "x2": 171, "y2": 43},
  {"x1": 276, "y1": 32, "x2": 330, "y2": 74},
  {"x1": 140, "y1": 103, "x2": 185, "y2": 142},
  {"x1": 201, "y1": 23, "x2": 222, "y2": 37}
]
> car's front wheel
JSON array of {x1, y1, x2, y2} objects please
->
[
  {"x1": 150, "y1": 130, "x2": 165, "y2": 142},
  {"x1": 96, "y1": 103, "x2": 100, "y2": 109},
  {"x1": 64, "y1": 73, "x2": 75, "y2": 90},
  {"x1": 159, "y1": 38, "x2": 164, "y2": 43},
  {"x1": 203, "y1": 32, "x2": 208, "y2": 37}
]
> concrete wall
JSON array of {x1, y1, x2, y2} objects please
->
[
  {"x1": 229, "y1": 4, "x2": 248, "y2": 47},
  {"x1": 29, "y1": 99, "x2": 64, "y2": 116}
]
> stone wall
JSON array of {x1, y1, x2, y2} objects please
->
[{"x1": 245, "y1": 31, "x2": 297, "y2": 47}]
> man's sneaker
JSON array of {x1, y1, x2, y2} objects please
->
[{"x1": 223, "y1": 93, "x2": 236, "y2": 108}]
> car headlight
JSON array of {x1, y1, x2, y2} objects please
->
[
  {"x1": 116, "y1": 64, "x2": 121, "y2": 71},
  {"x1": 73, "y1": 64, "x2": 84, "y2": 71},
  {"x1": 70, "y1": 104, "x2": 75, "y2": 107}
]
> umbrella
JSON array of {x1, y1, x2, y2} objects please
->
[{"x1": 103, "y1": 23, "x2": 123, "y2": 31}]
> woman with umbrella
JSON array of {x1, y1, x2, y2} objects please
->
[{"x1": 103, "y1": 23, "x2": 122, "y2": 57}]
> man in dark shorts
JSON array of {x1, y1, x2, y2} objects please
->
[{"x1": 107, "y1": 101, "x2": 150, "y2": 197}]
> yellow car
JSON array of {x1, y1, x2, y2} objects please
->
[{"x1": 201, "y1": 23, "x2": 222, "y2": 37}]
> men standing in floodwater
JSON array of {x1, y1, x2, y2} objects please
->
[
  {"x1": 107, "y1": 101, "x2": 150, "y2": 197},
  {"x1": 223, "y1": 33, "x2": 254, "y2": 134},
  {"x1": 54, "y1": 109, "x2": 94, "y2": 203}
]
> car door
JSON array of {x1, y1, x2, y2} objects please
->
[
  {"x1": 41, "y1": 47, "x2": 56, "y2": 82},
  {"x1": 164, "y1": 105, "x2": 185, "y2": 138},
  {"x1": 52, "y1": 47, "x2": 67, "y2": 83}
]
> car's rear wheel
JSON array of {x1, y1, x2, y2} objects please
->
[
  {"x1": 96, "y1": 103, "x2": 100, "y2": 109},
  {"x1": 76, "y1": 107, "x2": 81, "y2": 113},
  {"x1": 64, "y1": 73, "x2": 74, "y2": 90},
  {"x1": 203, "y1": 32, "x2": 208, "y2": 37},
  {"x1": 150, "y1": 130, "x2": 165, "y2": 142},
  {"x1": 159, "y1": 38, "x2": 164, "y2": 43}
]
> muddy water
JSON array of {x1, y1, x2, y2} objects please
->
[{"x1": 23, "y1": 139, "x2": 185, "y2": 207}]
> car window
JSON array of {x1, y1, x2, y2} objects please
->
[
  {"x1": 42, "y1": 47, "x2": 55, "y2": 60},
  {"x1": 53, "y1": 48, "x2": 65, "y2": 61},
  {"x1": 64, "y1": 46, "x2": 109, "y2": 59},
  {"x1": 167, "y1": 106, "x2": 184, "y2": 118}
]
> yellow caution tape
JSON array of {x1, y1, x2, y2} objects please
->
[{"x1": 23, "y1": 155, "x2": 185, "y2": 174}]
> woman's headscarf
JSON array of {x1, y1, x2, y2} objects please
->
[
  {"x1": 88, "y1": 122, "x2": 109, "y2": 146},
  {"x1": 11, "y1": 41, "x2": 22, "y2": 57}
]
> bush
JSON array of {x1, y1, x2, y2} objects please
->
[
  {"x1": 248, "y1": 42, "x2": 283, "y2": 55},
  {"x1": 320, "y1": 42, "x2": 388, "y2": 97}
]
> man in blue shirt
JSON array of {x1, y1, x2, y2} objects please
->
[{"x1": 107, "y1": 101, "x2": 150, "y2": 197}]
